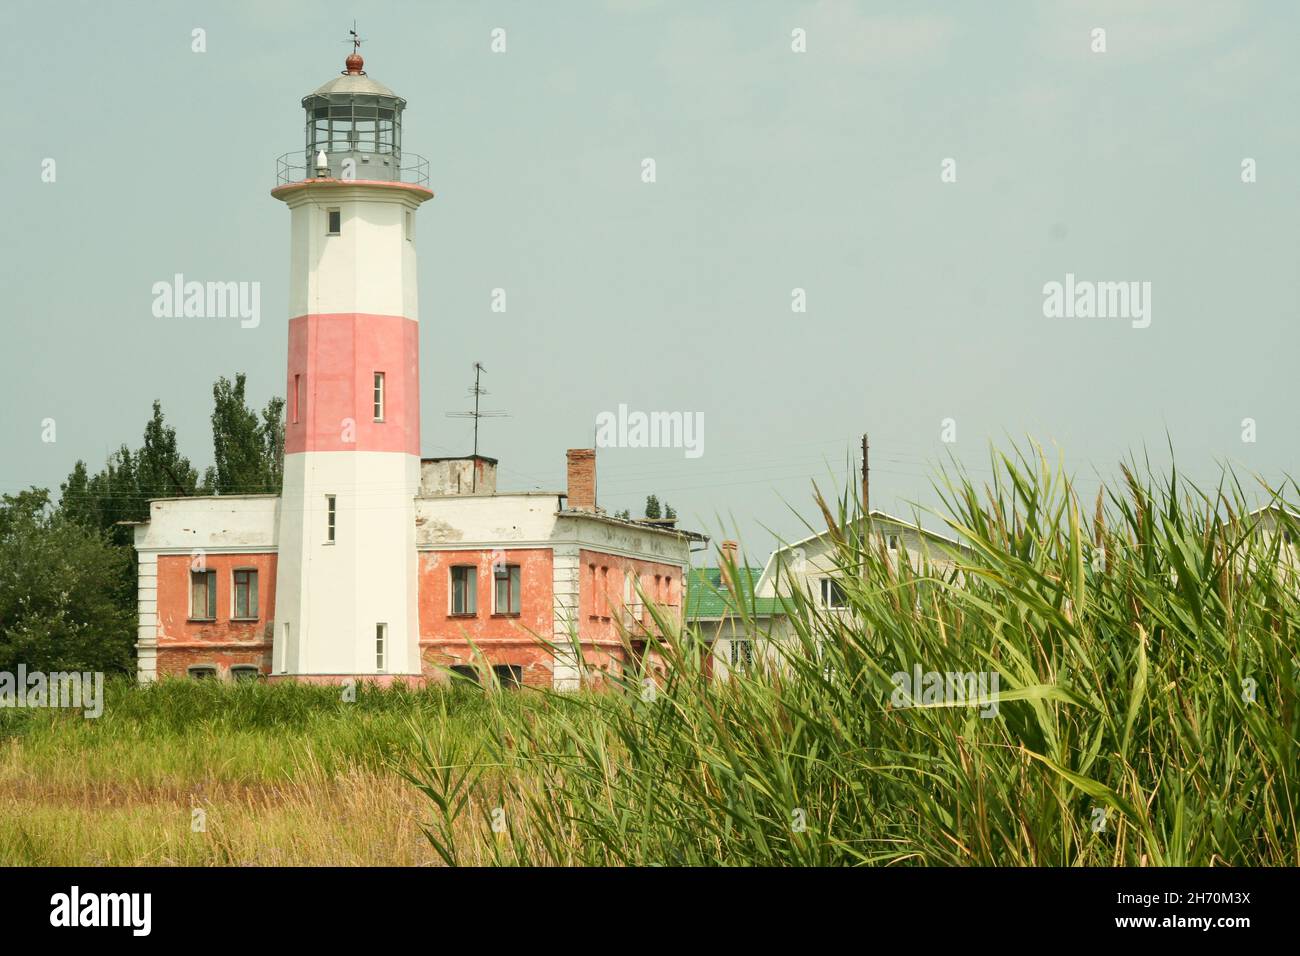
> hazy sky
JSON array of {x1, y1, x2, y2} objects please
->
[{"x1": 4, "y1": 0, "x2": 1298, "y2": 564}]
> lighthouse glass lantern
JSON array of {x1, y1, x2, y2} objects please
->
[{"x1": 301, "y1": 51, "x2": 405, "y2": 181}]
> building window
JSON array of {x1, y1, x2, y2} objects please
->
[
  {"x1": 587, "y1": 564, "x2": 598, "y2": 618},
  {"x1": 449, "y1": 664, "x2": 480, "y2": 686},
  {"x1": 232, "y1": 569, "x2": 259, "y2": 620},
  {"x1": 231, "y1": 665, "x2": 261, "y2": 683},
  {"x1": 293, "y1": 374, "x2": 301, "y2": 424},
  {"x1": 494, "y1": 564, "x2": 521, "y2": 615},
  {"x1": 187, "y1": 665, "x2": 217, "y2": 681},
  {"x1": 326, "y1": 495, "x2": 336, "y2": 542},
  {"x1": 493, "y1": 664, "x2": 522, "y2": 689},
  {"x1": 730, "y1": 638, "x2": 753, "y2": 671},
  {"x1": 887, "y1": 534, "x2": 900, "y2": 550},
  {"x1": 819, "y1": 577, "x2": 847, "y2": 610},
  {"x1": 600, "y1": 566, "x2": 609, "y2": 618},
  {"x1": 190, "y1": 569, "x2": 217, "y2": 621},
  {"x1": 405, "y1": 210, "x2": 413, "y2": 242},
  {"x1": 373, "y1": 372, "x2": 385, "y2": 421},
  {"x1": 375, "y1": 623, "x2": 387, "y2": 672},
  {"x1": 450, "y1": 566, "x2": 477, "y2": 615},
  {"x1": 327, "y1": 208, "x2": 341, "y2": 235}
]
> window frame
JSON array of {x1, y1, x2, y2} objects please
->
[
  {"x1": 375, "y1": 623, "x2": 387, "y2": 672},
  {"x1": 450, "y1": 565, "x2": 477, "y2": 617},
  {"x1": 326, "y1": 494, "x2": 336, "y2": 543},
  {"x1": 730, "y1": 637, "x2": 754, "y2": 671},
  {"x1": 231, "y1": 568, "x2": 259, "y2": 621},
  {"x1": 327, "y1": 207, "x2": 341, "y2": 236},
  {"x1": 373, "y1": 371, "x2": 385, "y2": 422},
  {"x1": 230, "y1": 665, "x2": 261, "y2": 683},
  {"x1": 190, "y1": 568, "x2": 217, "y2": 621},
  {"x1": 819, "y1": 577, "x2": 848, "y2": 610},
  {"x1": 493, "y1": 563, "x2": 522, "y2": 617},
  {"x1": 187, "y1": 665, "x2": 218, "y2": 681}
]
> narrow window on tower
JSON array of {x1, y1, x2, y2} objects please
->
[
  {"x1": 278, "y1": 624, "x2": 289, "y2": 674},
  {"x1": 326, "y1": 495, "x2": 336, "y2": 543},
  {"x1": 373, "y1": 372, "x2": 385, "y2": 421},
  {"x1": 375, "y1": 623, "x2": 387, "y2": 672},
  {"x1": 293, "y1": 374, "x2": 301, "y2": 424},
  {"x1": 405, "y1": 210, "x2": 414, "y2": 243},
  {"x1": 327, "y1": 207, "x2": 341, "y2": 236}
]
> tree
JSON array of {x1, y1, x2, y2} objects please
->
[
  {"x1": 137, "y1": 400, "x2": 200, "y2": 501},
  {"x1": 0, "y1": 490, "x2": 135, "y2": 674},
  {"x1": 205, "y1": 374, "x2": 284, "y2": 494},
  {"x1": 642, "y1": 495, "x2": 675, "y2": 521},
  {"x1": 59, "y1": 402, "x2": 197, "y2": 547}
]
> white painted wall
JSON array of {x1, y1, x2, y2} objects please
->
[
  {"x1": 133, "y1": 495, "x2": 280, "y2": 553},
  {"x1": 275, "y1": 451, "x2": 421, "y2": 676},
  {"x1": 755, "y1": 513, "x2": 965, "y2": 602},
  {"x1": 281, "y1": 184, "x2": 427, "y2": 319}
]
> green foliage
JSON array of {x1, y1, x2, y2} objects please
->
[
  {"x1": 406, "y1": 444, "x2": 1300, "y2": 865},
  {"x1": 59, "y1": 401, "x2": 198, "y2": 546},
  {"x1": 0, "y1": 491, "x2": 135, "y2": 674},
  {"x1": 204, "y1": 374, "x2": 284, "y2": 495},
  {"x1": 644, "y1": 495, "x2": 660, "y2": 519}
]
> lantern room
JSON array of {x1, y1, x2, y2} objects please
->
[{"x1": 300, "y1": 51, "x2": 405, "y2": 182}]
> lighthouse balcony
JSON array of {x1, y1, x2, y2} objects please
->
[{"x1": 276, "y1": 149, "x2": 430, "y2": 188}]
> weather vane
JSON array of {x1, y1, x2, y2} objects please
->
[{"x1": 346, "y1": 21, "x2": 364, "y2": 54}]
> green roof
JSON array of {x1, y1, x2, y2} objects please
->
[{"x1": 685, "y1": 567, "x2": 788, "y2": 620}]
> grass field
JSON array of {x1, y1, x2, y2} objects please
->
[{"x1": 3, "y1": 447, "x2": 1298, "y2": 866}]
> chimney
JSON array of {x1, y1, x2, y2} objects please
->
[
  {"x1": 566, "y1": 448, "x2": 597, "y2": 511},
  {"x1": 718, "y1": 540, "x2": 739, "y2": 591}
]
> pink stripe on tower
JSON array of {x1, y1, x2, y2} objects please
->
[{"x1": 285, "y1": 313, "x2": 420, "y2": 455}]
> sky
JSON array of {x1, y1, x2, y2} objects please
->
[{"x1": 3, "y1": 0, "x2": 1298, "y2": 566}]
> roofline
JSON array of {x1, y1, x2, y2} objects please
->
[
  {"x1": 557, "y1": 509, "x2": 709, "y2": 542},
  {"x1": 755, "y1": 510, "x2": 967, "y2": 592},
  {"x1": 770, "y1": 510, "x2": 966, "y2": 554},
  {"x1": 418, "y1": 490, "x2": 565, "y2": 500},
  {"x1": 421, "y1": 454, "x2": 500, "y2": 465},
  {"x1": 1247, "y1": 504, "x2": 1300, "y2": 520},
  {"x1": 146, "y1": 494, "x2": 281, "y2": 504}
]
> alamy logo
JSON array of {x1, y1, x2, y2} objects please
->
[
  {"x1": 1042, "y1": 272, "x2": 1151, "y2": 329},
  {"x1": 0, "y1": 666, "x2": 103, "y2": 718},
  {"x1": 595, "y1": 404, "x2": 704, "y2": 459},
  {"x1": 152, "y1": 273, "x2": 261, "y2": 328},
  {"x1": 50, "y1": 886, "x2": 151, "y2": 936},
  {"x1": 890, "y1": 664, "x2": 1001, "y2": 718}
]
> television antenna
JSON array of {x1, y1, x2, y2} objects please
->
[{"x1": 445, "y1": 362, "x2": 508, "y2": 459}]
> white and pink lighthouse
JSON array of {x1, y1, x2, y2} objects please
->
[
  {"x1": 269, "y1": 50, "x2": 432, "y2": 680},
  {"x1": 130, "y1": 47, "x2": 700, "y2": 690}
]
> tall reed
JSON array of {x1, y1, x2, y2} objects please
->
[{"x1": 406, "y1": 445, "x2": 1300, "y2": 865}]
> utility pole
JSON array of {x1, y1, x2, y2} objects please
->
[{"x1": 861, "y1": 433, "x2": 870, "y2": 517}]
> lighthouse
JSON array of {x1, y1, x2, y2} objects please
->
[
  {"x1": 269, "y1": 48, "x2": 433, "y2": 680},
  {"x1": 130, "y1": 45, "x2": 701, "y2": 690}
]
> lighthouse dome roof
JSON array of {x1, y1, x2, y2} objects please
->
[{"x1": 308, "y1": 72, "x2": 400, "y2": 99}]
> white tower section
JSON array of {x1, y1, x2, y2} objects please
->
[{"x1": 270, "y1": 51, "x2": 433, "y2": 680}]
